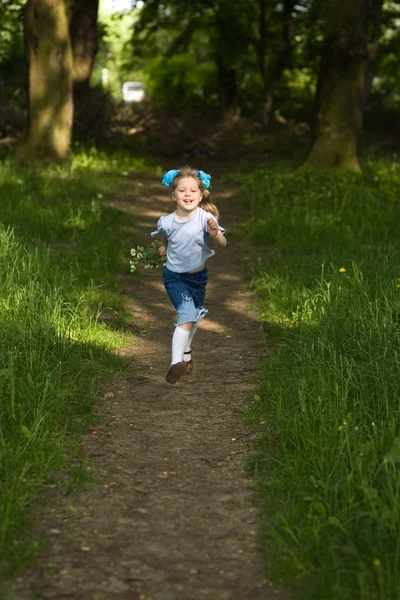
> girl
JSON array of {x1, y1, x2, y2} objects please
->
[{"x1": 151, "y1": 166, "x2": 227, "y2": 384}]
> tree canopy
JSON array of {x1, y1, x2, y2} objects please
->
[{"x1": 0, "y1": 0, "x2": 399, "y2": 165}]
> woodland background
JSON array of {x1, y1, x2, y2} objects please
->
[
  {"x1": 1, "y1": 0, "x2": 399, "y2": 166},
  {"x1": 1, "y1": 2, "x2": 400, "y2": 600}
]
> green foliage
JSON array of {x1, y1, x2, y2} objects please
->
[
  {"x1": 144, "y1": 54, "x2": 217, "y2": 113},
  {"x1": 0, "y1": 0, "x2": 25, "y2": 65},
  {"x1": 94, "y1": 5, "x2": 139, "y2": 100},
  {"x1": 235, "y1": 156, "x2": 400, "y2": 599},
  {"x1": 2, "y1": 0, "x2": 398, "y2": 135},
  {"x1": 0, "y1": 149, "x2": 153, "y2": 575},
  {"x1": 371, "y1": 2, "x2": 400, "y2": 112},
  {"x1": 0, "y1": 0, "x2": 26, "y2": 107},
  {"x1": 128, "y1": 0, "x2": 319, "y2": 115},
  {"x1": 116, "y1": 0, "x2": 400, "y2": 122}
]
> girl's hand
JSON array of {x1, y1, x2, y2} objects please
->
[
  {"x1": 207, "y1": 218, "x2": 219, "y2": 238},
  {"x1": 158, "y1": 245, "x2": 167, "y2": 257}
]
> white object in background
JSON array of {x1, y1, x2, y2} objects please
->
[
  {"x1": 122, "y1": 81, "x2": 145, "y2": 102},
  {"x1": 102, "y1": 68, "x2": 109, "y2": 85}
]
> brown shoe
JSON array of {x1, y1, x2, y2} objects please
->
[
  {"x1": 184, "y1": 351, "x2": 193, "y2": 374},
  {"x1": 166, "y1": 362, "x2": 187, "y2": 384}
]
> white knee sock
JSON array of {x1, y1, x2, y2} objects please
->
[
  {"x1": 183, "y1": 322, "x2": 199, "y2": 362},
  {"x1": 171, "y1": 326, "x2": 191, "y2": 365}
]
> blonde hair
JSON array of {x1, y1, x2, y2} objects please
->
[{"x1": 171, "y1": 166, "x2": 219, "y2": 220}]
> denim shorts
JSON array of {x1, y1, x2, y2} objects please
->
[{"x1": 163, "y1": 266, "x2": 208, "y2": 326}]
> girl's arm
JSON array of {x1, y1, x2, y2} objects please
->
[
  {"x1": 158, "y1": 237, "x2": 168, "y2": 256},
  {"x1": 207, "y1": 218, "x2": 227, "y2": 248}
]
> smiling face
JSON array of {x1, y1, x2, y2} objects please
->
[{"x1": 173, "y1": 176, "x2": 202, "y2": 216}]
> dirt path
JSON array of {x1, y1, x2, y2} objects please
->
[{"x1": 5, "y1": 167, "x2": 289, "y2": 600}]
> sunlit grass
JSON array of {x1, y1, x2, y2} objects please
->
[
  {"x1": 235, "y1": 155, "x2": 400, "y2": 599},
  {"x1": 0, "y1": 149, "x2": 153, "y2": 575}
]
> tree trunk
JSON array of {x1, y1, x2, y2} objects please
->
[
  {"x1": 255, "y1": 0, "x2": 267, "y2": 94},
  {"x1": 212, "y1": 6, "x2": 240, "y2": 113},
  {"x1": 69, "y1": 0, "x2": 99, "y2": 87},
  {"x1": 252, "y1": 0, "x2": 295, "y2": 124},
  {"x1": 216, "y1": 63, "x2": 238, "y2": 111},
  {"x1": 69, "y1": 0, "x2": 100, "y2": 139},
  {"x1": 18, "y1": 0, "x2": 73, "y2": 163},
  {"x1": 304, "y1": 0, "x2": 383, "y2": 171},
  {"x1": 261, "y1": 0, "x2": 295, "y2": 123}
]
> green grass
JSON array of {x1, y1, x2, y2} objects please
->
[
  {"x1": 234, "y1": 155, "x2": 400, "y2": 599},
  {"x1": 0, "y1": 149, "x2": 155, "y2": 576}
]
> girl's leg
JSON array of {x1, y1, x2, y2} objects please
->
[
  {"x1": 171, "y1": 322, "x2": 193, "y2": 365},
  {"x1": 167, "y1": 321, "x2": 193, "y2": 385},
  {"x1": 180, "y1": 269, "x2": 207, "y2": 371},
  {"x1": 162, "y1": 267, "x2": 207, "y2": 383},
  {"x1": 183, "y1": 321, "x2": 199, "y2": 365}
]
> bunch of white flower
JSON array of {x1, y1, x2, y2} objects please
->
[{"x1": 130, "y1": 240, "x2": 166, "y2": 272}]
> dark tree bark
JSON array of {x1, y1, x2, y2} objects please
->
[
  {"x1": 263, "y1": 0, "x2": 295, "y2": 118},
  {"x1": 304, "y1": 0, "x2": 383, "y2": 171},
  {"x1": 213, "y1": 7, "x2": 239, "y2": 112},
  {"x1": 68, "y1": 0, "x2": 100, "y2": 138},
  {"x1": 254, "y1": 0, "x2": 267, "y2": 93},
  {"x1": 216, "y1": 63, "x2": 238, "y2": 111},
  {"x1": 18, "y1": 0, "x2": 73, "y2": 162},
  {"x1": 251, "y1": 0, "x2": 296, "y2": 123},
  {"x1": 69, "y1": 0, "x2": 99, "y2": 88}
]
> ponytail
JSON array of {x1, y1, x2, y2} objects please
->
[{"x1": 199, "y1": 189, "x2": 219, "y2": 220}]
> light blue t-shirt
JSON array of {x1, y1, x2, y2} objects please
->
[{"x1": 151, "y1": 207, "x2": 225, "y2": 273}]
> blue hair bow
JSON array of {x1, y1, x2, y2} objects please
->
[
  {"x1": 161, "y1": 169, "x2": 212, "y2": 189},
  {"x1": 161, "y1": 169, "x2": 180, "y2": 188},
  {"x1": 196, "y1": 170, "x2": 211, "y2": 189}
]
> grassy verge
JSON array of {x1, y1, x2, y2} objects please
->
[
  {"x1": 0, "y1": 148, "x2": 155, "y2": 576},
  {"x1": 234, "y1": 155, "x2": 400, "y2": 599}
]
